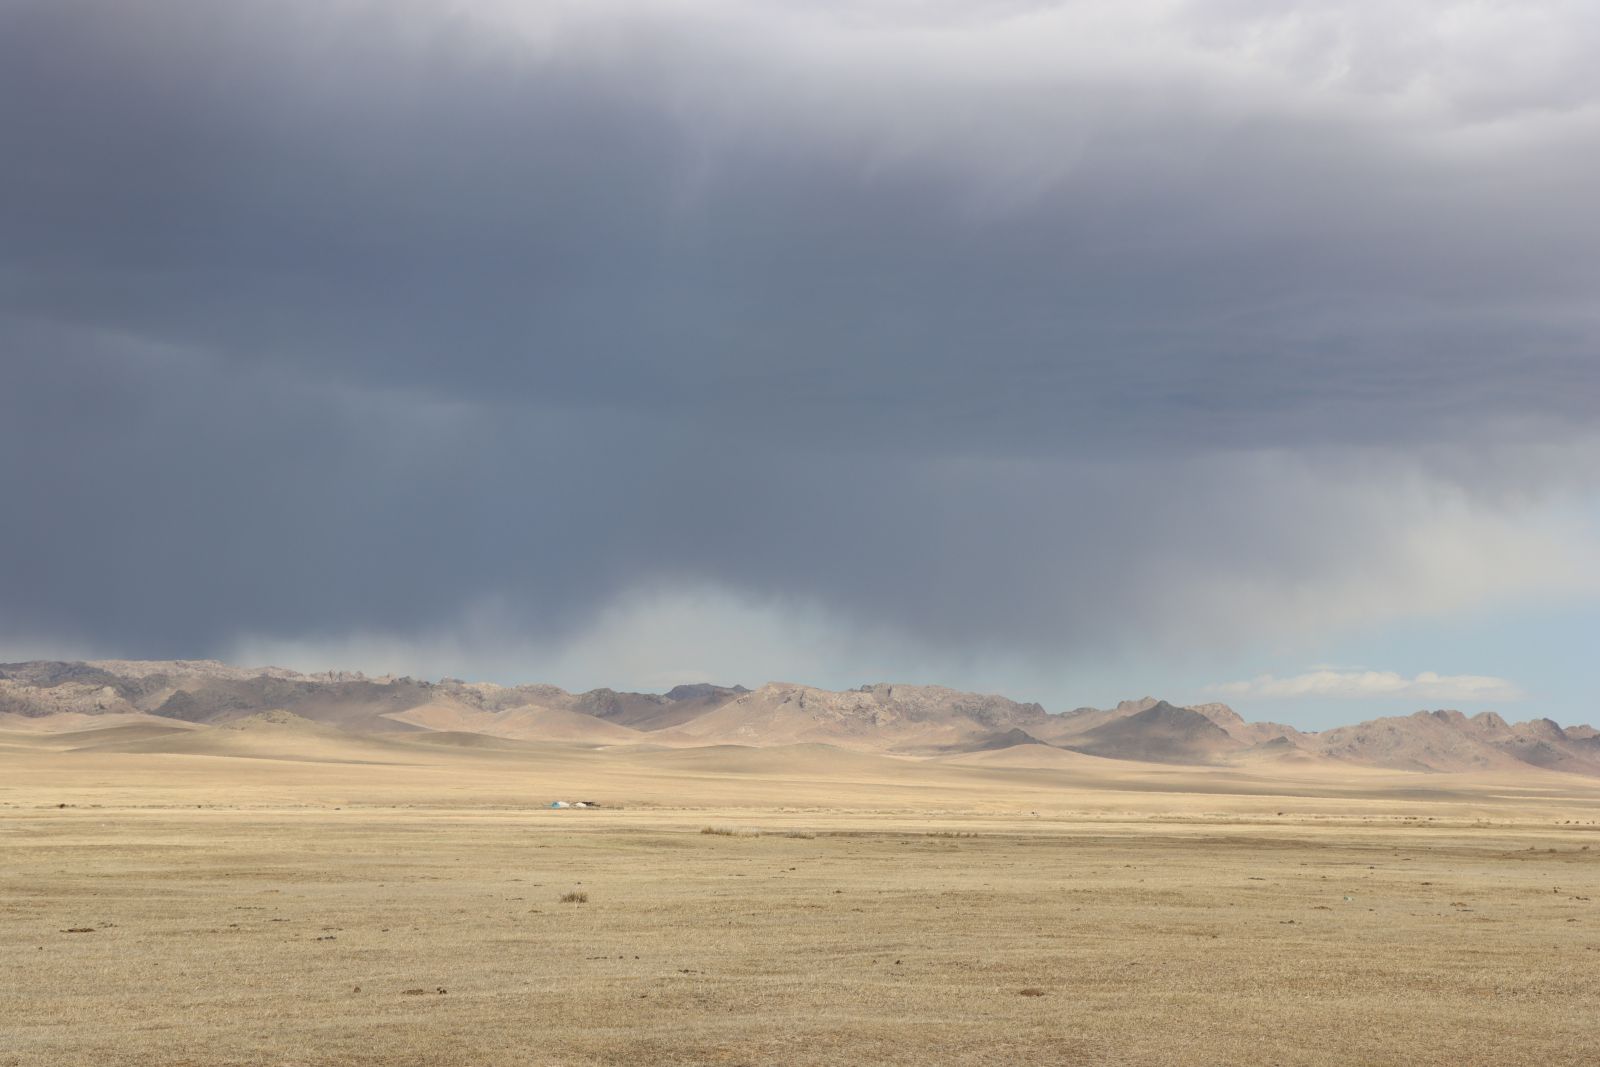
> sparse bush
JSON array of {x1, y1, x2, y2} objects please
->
[
  {"x1": 699, "y1": 826, "x2": 760, "y2": 837},
  {"x1": 783, "y1": 831, "x2": 816, "y2": 839},
  {"x1": 559, "y1": 891, "x2": 588, "y2": 904}
]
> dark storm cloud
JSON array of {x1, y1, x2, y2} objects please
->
[{"x1": 2, "y1": 1, "x2": 1598, "y2": 660}]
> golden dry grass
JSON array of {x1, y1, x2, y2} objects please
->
[{"x1": 3, "y1": 728, "x2": 1599, "y2": 1065}]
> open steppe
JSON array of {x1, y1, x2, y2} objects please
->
[{"x1": 4, "y1": 718, "x2": 1600, "y2": 1066}]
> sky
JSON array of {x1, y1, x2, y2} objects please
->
[{"x1": 2, "y1": 1, "x2": 1598, "y2": 729}]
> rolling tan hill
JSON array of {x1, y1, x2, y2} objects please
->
[
  {"x1": 568, "y1": 684, "x2": 750, "y2": 731},
  {"x1": 1183, "y1": 702, "x2": 1307, "y2": 746},
  {"x1": 51, "y1": 721, "x2": 208, "y2": 750},
  {"x1": 0, "y1": 711, "x2": 204, "y2": 734},
  {"x1": 1032, "y1": 697, "x2": 1162, "y2": 740},
  {"x1": 384, "y1": 700, "x2": 650, "y2": 744},
  {"x1": 1030, "y1": 698, "x2": 1302, "y2": 748},
  {"x1": 57, "y1": 710, "x2": 438, "y2": 764},
  {"x1": 651, "y1": 682, "x2": 1051, "y2": 753},
  {"x1": 1308, "y1": 709, "x2": 1600, "y2": 774},
  {"x1": 1057, "y1": 702, "x2": 1246, "y2": 764}
]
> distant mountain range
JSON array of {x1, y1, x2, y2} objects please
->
[{"x1": 3, "y1": 659, "x2": 1597, "y2": 777}]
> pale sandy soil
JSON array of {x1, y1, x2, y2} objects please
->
[{"x1": 3, "y1": 728, "x2": 1599, "y2": 1065}]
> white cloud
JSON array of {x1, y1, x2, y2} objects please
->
[
  {"x1": 473, "y1": 1, "x2": 1600, "y2": 153},
  {"x1": 220, "y1": 584, "x2": 1109, "y2": 710},
  {"x1": 224, "y1": 585, "x2": 938, "y2": 694},
  {"x1": 1211, "y1": 669, "x2": 1524, "y2": 703}
]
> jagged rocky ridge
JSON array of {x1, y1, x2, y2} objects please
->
[{"x1": 2, "y1": 660, "x2": 1597, "y2": 775}]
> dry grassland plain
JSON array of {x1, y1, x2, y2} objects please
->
[{"x1": 4, "y1": 725, "x2": 1600, "y2": 1066}]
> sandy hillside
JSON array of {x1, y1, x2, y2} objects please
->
[{"x1": 383, "y1": 700, "x2": 651, "y2": 744}]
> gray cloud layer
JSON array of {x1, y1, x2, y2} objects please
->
[{"x1": 3, "y1": 1, "x2": 1598, "y2": 671}]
